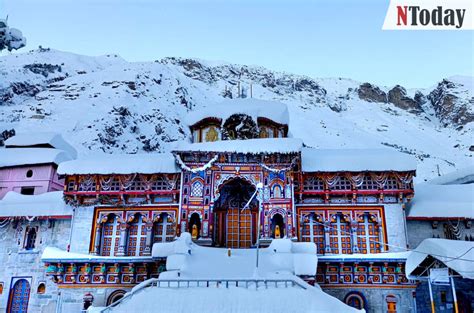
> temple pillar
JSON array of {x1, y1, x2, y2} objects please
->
[
  {"x1": 324, "y1": 221, "x2": 331, "y2": 254},
  {"x1": 351, "y1": 221, "x2": 359, "y2": 253},
  {"x1": 93, "y1": 224, "x2": 102, "y2": 255},
  {"x1": 143, "y1": 222, "x2": 154, "y2": 256},
  {"x1": 116, "y1": 223, "x2": 129, "y2": 256}
]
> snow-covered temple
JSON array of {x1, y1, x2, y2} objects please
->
[{"x1": 0, "y1": 99, "x2": 472, "y2": 312}]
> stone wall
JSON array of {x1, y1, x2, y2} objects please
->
[
  {"x1": 323, "y1": 287, "x2": 416, "y2": 313},
  {"x1": 415, "y1": 279, "x2": 474, "y2": 313},
  {"x1": 69, "y1": 206, "x2": 95, "y2": 254},
  {"x1": 0, "y1": 218, "x2": 71, "y2": 313},
  {"x1": 407, "y1": 220, "x2": 474, "y2": 249}
]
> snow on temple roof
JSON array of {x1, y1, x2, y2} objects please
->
[
  {"x1": 428, "y1": 166, "x2": 474, "y2": 185},
  {"x1": 0, "y1": 191, "x2": 71, "y2": 218},
  {"x1": 301, "y1": 147, "x2": 417, "y2": 172},
  {"x1": 407, "y1": 184, "x2": 474, "y2": 219},
  {"x1": 186, "y1": 98, "x2": 290, "y2": 127},
  {"x1": 174, "y1": 138, "x2": 303, "y2": 154},
  {"x1": 5, "y1": 132, "x2": 77, "y2": 158},
  {"x1": 57, "y1": 153, "x2": 179, "y2": 175},
  {"x1": 406, "y1": 238, "x2": 474, "y2": 279},
  {"x1": 0, "y1": 148, "x2": 73, "y2": 168},
  {"x1": 319, "y1": 251, "x2": 411, "y2": 262},
  {"x1": 42, "y1": 247, "x2": 151, "y2": 263}
]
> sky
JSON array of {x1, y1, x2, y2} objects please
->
[{"x1": 1, "y1": 0, "x2": 473, "y2": 88}]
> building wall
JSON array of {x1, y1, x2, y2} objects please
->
[
  {"x1": 57, "y1": 286, "x2": 132, "y2": 311},
  {"x1": 323, "y1": 287, "x2": 416, "y2": 313},
  {"x1": 407, "y1": 220, "x2": 474, "y2": 249},
  {"x1": 69, "y1": 206, "x2": 95, "y2": 254},
  {"x1": 0, "y1": 164, "x2": 64, "y2": 199},
  {"x1": 414, "y1": 279, "x2": 474, "y2": 313},
  {"x1": 0, "y1": 218, "x2": 71, "y2": 313}
]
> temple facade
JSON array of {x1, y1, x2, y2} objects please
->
[{"x1": 4, "y1": 99, "x2": 460, "y2": 312}]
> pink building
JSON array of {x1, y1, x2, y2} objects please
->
[{"x1": 0, "y1": 133, "x2": 76, "y2": 199}]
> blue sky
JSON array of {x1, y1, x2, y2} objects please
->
[{"x1": 2, "y1": 0, "x2": 473, "y2": 88}]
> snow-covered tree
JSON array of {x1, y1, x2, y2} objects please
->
[{"x1": 0, "y1": 19, "x2": 26, "y2": 52}]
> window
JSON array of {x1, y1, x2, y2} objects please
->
[
  {"x1": 66, "y1": 180, "x2": 75, "y2": 192},
  {"x1": 127, "y1": 215, "x2": 147, "y2": 256},
  {"x1": 331, "y1": 177, "x2": 352, "y2": 191},
  {"x1": 344, "y1": 292, "x2": 366, "y2": 310},
  {"x1": 107, "y1": 290, "x2": 126, "y2": 306},
  {"x1": 384, "y1": 176, "x2": 399, "y2": 190},
  {"x1": 78, "y1": 177, "x2": 95, "y2": 192},
  {"x1": 24, "y1": 226, "x2": 37, "y2": 250},
  {"x1": 20, "y1": 187, "x2": 35, "y2": 195},
  {"x1": 386, "y1": 295, "x2": 398, "y2": 313},
  {"x1": 303, "y1": 177, "x2": 324, "y2": 191},
  {"x1": 440, "y1": 291, "x2": 447, "y2": 303},
  {"x1": 357, "y1": 214, "x2": 381, "y2": 253},
  {"x1": 108, "y1": 178, "x2": 121, "y2": 192},
  {"x1": 151, "y1": 177, "x2": 170, "y2": 191},
  {"x1": 360, "y1": 176, "x2": 377, "y2": 190},
  {"x1": 190, "y1": 181, "x2": 203, "y2": 197},
  {"x1": 329, "y1": 214, "x2": 352, "y2": 254},
  {"x1": 101, "y1": 215, "x2": 120, "y2": 256},
  {"x1": 272, "y1": 184, "x2": 283, "y2": 198},
  {"x1": 301, "y1": 214, "x2": 325, "y2": 254},
  {"x1": 153, "y1": 213, "x2": 175, "y2": 243},
  {"x1": 126, "y1": 178, "x2": 146, "y2": 191},
  {"x1": 36, "y1": 282, "x2": 46, "y2": 294},
  {"x1": 26, "y1": 170, "x2": 33, "y2": 178}
]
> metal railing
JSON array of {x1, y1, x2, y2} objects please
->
[{"x1": 100, "y1": 278, "x2": 307, "y2": 312}]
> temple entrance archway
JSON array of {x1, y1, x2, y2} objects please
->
[
  {"x1": 271, "y1": 213, "x2": 285, "y2": 239},
  {"x1": 213, "y1": 178, "x2": 257, "y2": 248}
]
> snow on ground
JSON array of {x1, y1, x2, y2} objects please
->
[{"x1": 107, "y1": 284, "x2": 360, "y2": 313}]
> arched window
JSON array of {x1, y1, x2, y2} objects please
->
[
  {"x1": 386, "y1": 295, "x2": 398, "y2": 313},
  {"x1": 357, "y1": 214, "x2": 381, "y2": 253},
  {"x1": 101, "y1": 215, "x2": 120, "y2": 256},
  {"x1": 301, "y1": 214, "x2": 325, "y2": 254},
  {"x1": 190, "y1": 181, "x2": 203, "y2": 197},
  {"x1": 331, "y1": 177, "x2": 352, "y2": 191},
  {"x1": 272, "y1": 184, "x2": 283, "y2": 199},
  {"x1": 329, "y1": 214, "x2": 352, "y2": 254},
  {"x1": 127, "y1": 215, "x2": 147, "y2": 256},
  {"x1": 303, "y1": 177, "x2": 324, "y2": 191},
  {"x1": 107, "y1": 290, "x2": 126, "y2": 306},
  {"x1": 153, "y1": 213, "x2": 175, "y2": 243},
  {"x1": 344, "y1": 292, "x2": 366, "y2": 310},
  {"x1": 360, "y1": 175, "x2": 377, "y2": 190},
  {"x1": 24, "y1": 226, "x2": 37, "y2": 250},
  {"x1": 36, "y1": 282, "x2": 46, "y2": 294}
]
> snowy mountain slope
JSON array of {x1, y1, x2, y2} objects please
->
[{"x1": 0, "y1": 48, "x2": 472, "y2": 182}]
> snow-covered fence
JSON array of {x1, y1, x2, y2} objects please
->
[{"x1": 100, "y1": 278, "x2": 307, "y2": 312}]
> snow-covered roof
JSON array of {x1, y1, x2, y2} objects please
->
[
  {"x1": 406, "y1": 238, "x2": 474, "y2": 279},
  {"x1": 301, "y1": 147, "x2": 417, "y2": 172},
  {"x1": 57, "y1": 153, "x2": 179, "y2": 175},
  {"x1": 319, "y1": 251, "x2": 411, "y2": 262},
  {"x1": 5, "y1": 132, "x2": 77, "y2": 158},
  {"x1": 42, "y1": 247, "x2": 151, "y2": 263},
  {"x1": 0, "y1": 191, "x2": 71, "y2": 218},
  {"x1": 428, "y1": 166, "x2": 474, "y2": 185},
  {"x1": 174, "y1": 138, "x2": 303, "y2": 155},
  {"x1": 186, "y1": 98, "x2": 289, "y2": 127},
  {"x1": 0, "y1": 148, "x2": 73, "y2": 169},
  {"x1": 407, "y1": 184, "x2": 474, "y2": 219}
]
